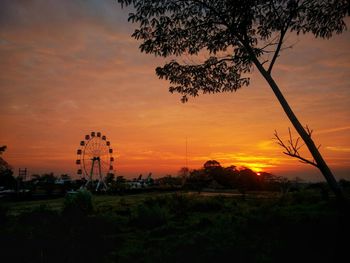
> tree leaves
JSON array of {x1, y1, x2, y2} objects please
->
[
  {"x1": 118, "y1": 0, "x2": 349, "y2": 101},
  {"x1": 156, "y1": 57, "x2": 250, "y2": 102}
]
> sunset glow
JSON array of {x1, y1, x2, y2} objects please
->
[{"x1": 0, "y1": 1, "x2": 350, "y2": 181}]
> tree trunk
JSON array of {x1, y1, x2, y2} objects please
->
[{"x1": 252, "y1": 59, "x2": 345, "y2": 203}]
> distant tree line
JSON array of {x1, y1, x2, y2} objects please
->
[
  {"x1": 1, "y1": 144, "x2": 350, "y2": 198},
  {"x1": 181, "y1": 160, "x2": 282, "y2": 193}
]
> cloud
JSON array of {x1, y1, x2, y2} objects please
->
[
  {"x1": 326, "y1": 146, "x2": 350, "y2": 153},
  {"x1": 191, "y1": 151, "x2": 283, "y2": 169},
  {"x1": 0, "y1": 1, "x2": 349, "y2": 179},
  {"x1": 317, "y1": 126, "x2": 350, "y2": 135},
  {"x1": 0, "y1": 0, "x2": 131, "y2": 32}
]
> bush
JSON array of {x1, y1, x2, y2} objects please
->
[
  {"x1": 63, "y1": 189, "x2": 93, "y2": 216},
  {"x1": 191, "y1": 196, "x2": 224, "y2": 212},
  {"x1": 132, "y1": 202, "x2": 169, "y2": 229},
  {"x1": 168, "y1": 193, "x2": 191, "y2": 218},
  {"x1": 18, "y1": 204, "x2": 59, "y2": 228},
  {"x1": 0, "y1": 204, "x2": 9, "y2": 223}
]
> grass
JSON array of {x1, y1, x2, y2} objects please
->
[
  {"x1": 3, "y1": 197, "x2": 65, "y2": 215},
  {"x1": 0, "y1": 190, "x2": 348, "y2": 263},
  {"x1": 4, "y1": 192, "x2": 175, "y2": 216}
]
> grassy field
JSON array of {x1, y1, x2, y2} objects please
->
[
  {"x1": 3, "y1": 190, "x2": 278, "y2": 215},
  {"x1": 0, "y1": 190, "x2": 348, "y2": 263}
]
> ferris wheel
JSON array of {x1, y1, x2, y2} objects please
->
[{"x1": 76, "y1": 131, "x2": 114, "y2": 191}]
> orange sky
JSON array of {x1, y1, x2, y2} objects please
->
[{"x1": 0, "y1": 0, "x2": 349, "y2": 181}]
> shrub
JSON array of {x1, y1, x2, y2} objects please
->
[
  {"x1": 63, "y1": 189, "x2": 93, "y2": 216},
  {"x1": 143, "y1": 195, "x2": 169, "y2": 207},
  {"x1": 18, "y1": 204, "x2": 59, "y2": 227},
  {"x1": 191, "y1": 196, "x2": 224, "y2": 212},
  {"x1": 132, "y1": 202, "x2": 169, "y2": 229},
  {"x1": 0, "y1": 204, "x2": 9, "y2": 223},
  {"x1": 168, "y1": 193, "x2": 191, "y2": 217}
]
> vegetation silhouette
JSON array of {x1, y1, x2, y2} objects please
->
[
  {"x1": 184, "y1": 160, "x2": 289, "y2": 194},
  {"x1": 0, "y1": 145, "x2": 7, "y2": 154},
  {"x1": 1, "y1": 189, "x2": 350, "y2": 263},
  {"x1": 0, "y1": 145, "x2": 16, "y2": 189},
  {"x1": 0, "y1": 157, "x2": 341, "y2": 201},
  {"x1": 117, "y1": 0, "x2": 349, "y2": 202}
]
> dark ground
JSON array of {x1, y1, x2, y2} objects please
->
[{"x1": 0, "y1": 190, "x2": 349, "y2": 263}]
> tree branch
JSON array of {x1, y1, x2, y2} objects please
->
[
  {"x1": 267, "y1": 0, "x2": 303, "y2": 74},
  {"x1": 274, "y1": 128, "x2": 318, "y2": 167},
  {"x1": 267, "y1": 29, "x2": 287, "y2": 74},
  {"x1": 190, "y1": 0, "x2": 231, "y2": 29}
]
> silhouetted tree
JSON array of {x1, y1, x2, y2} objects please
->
[
  {"x1": 237, "y1": 167, "x2": 260, "y2": 192},
  {"x1": 157, "y1": 175, "x2": 182, "y2": 188},
  {"x1": 259, "y1": 171, "x2": 280, "y2": 191},
  {"x1": 0, "y1": 145, "x2": 6, "y2": 155},
  {"x1": 40, "y1": 173, "x2": 57, "y2": 183},
  {"x1": 0, "y1": 145, "x2": 15, "y2": 189},
  {"x1": 185, "y1": 169, "x2": 210, "y2": 193},
  {"x1": 118, "y1": 0, "x2": 348, "y2": 201},
  {"x1": 178, "y1": 166, "x2": 190, "y2": 178},
  {"x1": 203, "y1": 160, "x2": 221, "y2": 170},
  {"x1": 209, "y1": 165, "x2": 238, "y2": 189},
  {"x1": 178, "y1": 167, "x2": 190, "y2": 186},
  {"x1": 202, "y1": 160, "x2": 239, "y2": 188},
  {"x1": 203, "y1": 160, "x2": 222, "y2": 180},
  {"x1": 0, "y1": 146, "x2": 10, "y2": 171},
  {"x1": 38, "y1": 173, "x2": 57, "y2": 195},
  {"x1": 0, "y1": 169, "x2": 16, "y2": 189}
]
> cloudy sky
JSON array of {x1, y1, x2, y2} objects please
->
[{"x1": 0, "y1": 0, "x2": 349, "y2": 180}]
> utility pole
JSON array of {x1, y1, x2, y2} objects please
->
[
  {"x1": 18, "y1": 168, "x2": 27, "y2": 181},
  {"x1": 185, "y1": 137, "x2": 188, "y2": 168},
  {"x1": 17, "y1": 168, "x2": 27, "y2": 192}
]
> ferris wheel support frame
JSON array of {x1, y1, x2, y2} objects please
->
[{"x1": 84, "y1": 157, "x2": 108, "y2": 191}]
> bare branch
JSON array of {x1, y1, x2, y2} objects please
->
[
  {"x1": 261, "y1": 60, "x2": 269, "y2": 66},
  {"x1": 305, "y1": 125, "x2": 313, "y2": 137},
  {"x1": 274, "y1": 129, "x2": 318, "y2": 167}
]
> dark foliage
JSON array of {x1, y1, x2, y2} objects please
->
[
  {"x1": 118, "y1": 0, "x2": 348, "y2": 102},
  {"x1": 0, "y1": 168, "x2": 16, "y2": 189},
  {"x1": 184, "y1": 160, "x2": 280, "y2": 192},
  {"x1": 132, "y1": 202, "x2": 169, "y2": 228},
  {"x1": 0, "y1": 145, "x2": 15, "y2": 189},
  {"x1": 63, "y1": 189, "x2": 94, "y2": 217},
  {"x1": 0, "y1": 206, "x2": 119, "y2": 263},
  {"x1": 1, "y1": 192, "x2": 350, "y2": 262},
  {"x1": 0, "y1": 145, "x2": 6, "y2": 154}
]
